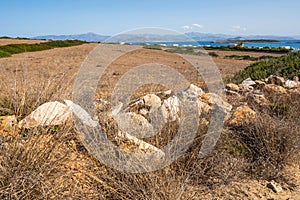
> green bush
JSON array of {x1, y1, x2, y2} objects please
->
[
  {"x1": 204, "y1": 45, "x2": 290, "y2": 53},
  {"x1": 208, "y1": 52, "x2": 219, "y2": 57},
  {"x1": 45, "y1": 40, "x2": 86, "y2": 47},
  {"x1": 229, "y1": 52, "x2": 300, "y2": 83},
  {"x1": 166, "y1": 46, "x2": 207, "y2": 56},
  {"x1": 143, "y1": 44, "x2": 162, "y2": 50}
]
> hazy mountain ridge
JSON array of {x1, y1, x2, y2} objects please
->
[
  {"x1": 31, "y1": 32, "x2": 298, "y2": 42},
  {"x1": 32, "y1": 32, "x2": 110, "y2": 42}
]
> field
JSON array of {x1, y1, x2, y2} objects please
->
[
  {"x1": 0, "y1": 39, "x2": 299, "y2": 199},
  {"x1": 0, "y1": 38, "x2": 47, "y2": 46}
]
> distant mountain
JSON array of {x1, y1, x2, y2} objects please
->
[
  {"x1": 185, "y1": 32, "x2": 235, "y2": 41},
  {"x1": 106, "y1": 34, "x2": 194, "y2": 43},
  {"x1": 243, "y1": 35, "x2": 295, "y2": 40},
  {"x1": 31, "y1": 32, "x2": 298, "y2": 43},
  {"x1": 185, "y1": 32, "x2": 296, "y2": 41},
  {"x1": 32, "y1": 32, "x2": 110, "y2": 42}
]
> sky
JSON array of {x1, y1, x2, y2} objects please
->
[{"x1": 1, "y1": 0, "x2": 299, "y2": 37}]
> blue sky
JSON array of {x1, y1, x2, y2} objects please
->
[{"x1": 1, "y1": 0, "x2": 299, "y2": 37}]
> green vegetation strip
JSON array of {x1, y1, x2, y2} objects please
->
[
  {"x1": 225, "y1": 55, "x2": 273, "y2": 61},
  {"x1": 204, "y1": 46, "x2": 290, "y2": 53},
  {"x1": 229, "y1": 52, "x2": 300, "y2": 83},
  {"x1": 0, "y1": 40, "x2": 87, "y2": 58}
]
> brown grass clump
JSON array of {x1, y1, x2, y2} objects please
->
[{"x1": 228, "y1": 90, "x2": 300, "y2": 182}]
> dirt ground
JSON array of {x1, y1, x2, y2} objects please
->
[{"x1": 0, "y1": 41, "x2": 286, "y2": 87}]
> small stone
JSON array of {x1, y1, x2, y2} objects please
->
[
  {"x1": 143, "y1": 94, "x2": 162, "y2": 108},
  {"x1": 161, "y1": 96, "x2": 180, "y2": 122},
  {"x1": 239, "y1": 84, "x2": 254, "y2": 93},
  {"x1": 285, "y1": 80, "x2": 298, "y2": 89},
  {"x1": 226, "y1": 83, "x2": 240, "y2": 92},
  {"x1": 139, "y1": 108, "x2": 149, "y2": 116},
  {"x1": 241, "y1": 78, "x2": 256, "y2": 86},
  {"x1": 197, "y1": 100, "x2": 211, "y2": 116},
  {"x1": 116, "y1": 131, "x2": 165, "y2": 158},
  {"x1": 267, "y1": 180, "x2": 283, "y2": 193},
  {"x1": 186, "y1": 84, "x2": 205, "y2": 97},
  {"x1": 115, "y1": 112, "x2": 154, "y2": 139},
  {"x1": 225, "y1": 89, "x2": 240, "y2": 97},
  {"x1": 266, "y1": 75, "x2": 285, "y2": 86},
  {"x1": 201, "y1": 93, "x2": 232, "y2": 114}
]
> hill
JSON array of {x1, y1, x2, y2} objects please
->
[{"x1": 32, "y1": 32, "x2": 110, "y2": 42}]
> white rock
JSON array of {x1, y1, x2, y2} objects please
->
[
  {"x1": 201, "y1": 93, "x2": 232, "y2": 114},
  {"x1": 117, "y1": 131, "x2": 165, "y2": 158},
  {"x1": 143, "y1": 94, "x2": 161, "y2": 108},
  {"x1": 185, "y1": 84, "x2": 205, "y2": 98},
  {"x1": 285, "y1": 80, "x2": 298, "y2": 88},
  {"x1": 267, "y1": 180, "x2": 283, "y2": 193},
  {"x1": 161, "y1": 96, "x2": 180, "y2": 122},
  {"x1": 19, "y1": 101, "x2": 71, "y2": 128},
  {"x1": 139, "y1": 108, "x2": 149, "y2": 116},
  {"x1": 196, "y1": 100, "x2": 211, "y2": 115},
  {"x1": 64, "y1": 100, "x2": 98, "y2": 128},
  {"x1": 115, "y1": 112, "x2": 154, "y2": 139},
  {"x1": 241, "y1": 78, "x2": 256, "y2": 86}
]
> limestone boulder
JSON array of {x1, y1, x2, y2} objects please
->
[{"x1": 19, "y1": 101, "x2": 71, "y2": 128}]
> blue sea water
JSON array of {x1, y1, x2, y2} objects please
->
[{"x1": 145, "y1": 40, "x2": 300, "y2": 49}]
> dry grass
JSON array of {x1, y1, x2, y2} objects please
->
[
  {"x1": 0, "y1": 39, "x2": 47, "y2": 47},
  {"x1": 228, "y1": 90, "x2": 300, "y2": 181},
  {"x1": 0, "y1": 43, "x2": 299, "y2": 199}
]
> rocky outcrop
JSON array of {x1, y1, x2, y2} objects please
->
[{"x1": 9, "y1": 75, "x2": 297, "y2": 157}]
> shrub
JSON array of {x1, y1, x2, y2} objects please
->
[
  {"x1": 229, "y1": 52, "x2": 300, "y2": 83},
  {"x1": 208, "y1": 52, "x2": 219, "y2": 57},
  {"x1": 143, "y1": 44, "x2": 162, "y2": 50}
]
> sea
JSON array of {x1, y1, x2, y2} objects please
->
[{"x1": 143, "y1": 40, "x2": 300, "y2": 49}]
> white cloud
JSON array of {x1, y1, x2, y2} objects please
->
[
  {"x1": 181, "y1": 25, "x2": 193, "y2": 30},
  {"x1": 192, "y1": 23, "x2": 204, "y2": 28},
  {"x1": 181, "y1": 24, "x2": 204, "y2": 30},
  {"x1": 230, "y1": 25, "x2": 247, "y2": 32}
]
